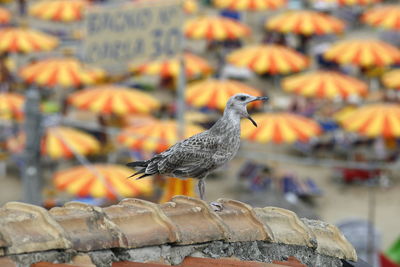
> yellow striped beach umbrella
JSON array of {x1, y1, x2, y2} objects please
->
[
  {"x1": 159, "y1": 178, "x2": 197, "y2": 203},
  {"x1": 19, "y1": 58, "x2": 105, "y2": 88},
  {"x1": 184, "y1": 0, "x2": 198, "y2": 14},
  {"x1": 282, "y1": 71, "x2": 368, "y2": 100},
  {"x1": 241, "y1": 112, "x2": 322, "y2": 143},
  {"x1": 336, "y1": 104, "x2": 400, "y2": 138},
  {"x1": 184, "y1": 16, "x2": 251, "y2": 40},
  {"x1": 324, "y1": 39, "x2": 400, "y2": 67},
  {"x1": 227, "y1": 45, "x2": 309, "y2": 74},
  {"x1": 68, "y1": 85, "x2": 160, "y2": 115},
  {"x1": 6, "y1": 126, "x2": 100, "y2": 159},
  {"x1": 213, "y1": 0, "x2": 286, "y2": 11},
  {"x1": 131, "y1": 53, "x2": 213, "y2": 79},
  {"x1": 382, "y1": 69, "x2": 400, "y2": 90},
  {"x1": 0, "y1": 7, "x2": 11, "y2": 24},
  {"x1": 362, "y1": 5, "x2": 400, "y2": 31},
  {"x1": 54, "y1": 164, "x2": 153, "y2": 199},
  {"x1": 29, "y1": 0, "x2": 88, "y2": 22},
  {"x1": 186, "y1": 79, "x2": 263, "y2": 111},
  {"x1": 311, "y1": 0, "x2": 381, "y2": 6},
  {"x1": 0, "y1": 92, "x2": 24, "y2": 121},
  {"x1": 118, "y1": 119, "x2": 204, "y2": 153},
  {"x1": 266, "y1": 10, "x2": 345, "y2": 35},
  {"x1": 0, "y1": 27, "x2": 58, "y2": 53}
]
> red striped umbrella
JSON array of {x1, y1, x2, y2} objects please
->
[
  {"x1": 131, "y1": 53, "x2": 213, "y2": 79},
  {"x1": 117, "y1": 119, "x2": 204, "y2": 153},
  {"x1": 266, "y1": 10, "x2": 345, "y2": 35},
  {"x1": 19, "y1": 57, "x2": 105, "y2": 88},
  {"x1": 241, "y1": 112, "x2": 322, "y2": 143},
  {"x1": 0, "y1": 92, "x2": 24, "y2": 121},
  {"x1": 324, "y1": 39, "x2": 400, "y2": 67},
  {"x1": 336, "y1": 104, "x2": 400, "y2": 138},
  {"x1": 184, "y1": 16, "x2": 251, "y2": 40},
  {"x1": 213, "y1": 0, "x2": 287, "y2": 11},
  {"x1": 282, "y1": 71, "x2": 368, "y2": 100},
  {"x1": 6, "y1": 126, "x2": 100, "y2": 159},
  {"x1": 0, "y1": 27, "x2": 58, "y2": 53},
  {"x1": 227, "y1": 45, "x2": 309, "y2": 74},
  {"x1": 68, "y1": 85, "x2": 161, "y2": 115},
  {"x1": 54, "y1": 164, "x2": 153, "y2": 199},
  {"x1": 185, "y1": 79, "x2": 263, "y2": 111},
  {"x1": 0, "y1": 7, "x2": 11, "y2": 24},
  {"x1": 29, "y1": 0, "x2": 88, "y2": 22}
]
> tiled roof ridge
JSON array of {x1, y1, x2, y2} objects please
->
[{"x1": 0, "y1": 195, "x2": 357, "y2": 264}]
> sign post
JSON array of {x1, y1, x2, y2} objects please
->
[{"x1": 83, "y1": 0, "x2": 183, "y2": 75}]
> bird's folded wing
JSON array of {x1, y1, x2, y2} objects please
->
[{"x1": 157, "y1": 133, "x2": 221, "y2": 176}]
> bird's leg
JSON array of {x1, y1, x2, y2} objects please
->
[
  {"x1": 197, "y1": 177, "x2": 224, "y2": 211},
  {"x1": 197, "y1": 178, "x2": 205, "y2": 200}
]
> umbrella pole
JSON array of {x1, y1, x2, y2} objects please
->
[
  {"x1": 177, "y1": 54, "x2": 186, "y2": 139},
  {"x1": 22, "y1": 86, "x2": 43, "y2": 205}
]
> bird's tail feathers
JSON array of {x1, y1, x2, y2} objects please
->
[{"x1": 126, "y1": 160, "x2": 148, "y2": 168}]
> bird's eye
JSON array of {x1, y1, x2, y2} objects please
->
[{"x1": 239, "y1": 96, "x2": 247, "y2": 101}]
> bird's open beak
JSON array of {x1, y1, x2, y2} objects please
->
[
  {"x1": 246, "y1": 96, "x2": 268, "y2": 127},
  {"x1": 248, "y1": 96, "x2": 269, "y2": 103}
]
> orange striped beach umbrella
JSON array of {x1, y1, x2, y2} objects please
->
[
  {"x1": 29, "y1": 0, "x2": 88, "y2": 22},
  {"x1": 336, "y1": 104, "x2": 400, "y2": 138},
  {"x1": 0, "y1": 7, "x2": 11, "y2": 24},
  {"x1": 323, "y1": 39, "x2": 400, "y2": 67},
  {"x1": 117, "y1": 119, "x2": 204, "y2": 153},
  {"x1": 311, "y1": 0, "x2": 381, "y2": 6},
  {"x1": 227, "y1": 45, "x2": 309, "y2": 74},
  {"x1": 131, "y1": 53, "x2": 213, "y2": 79},
  {"x1": 54, "y1": 164, "x2": 153, "y2": 199},
  {"x1": 362, "y1": 5, "x2": 400, "y2": 31},
  {"x1": 282, "y1": 71, "x2": 368, "y2": 100},
  {"x1": 241, "y1": 112, "x2": 322, "y2": 143},
  {"x1": 266, "y1": 10, "x2": 345, "y2": 36},
  {"x1": 19, "y1": 58, "x2": 105, "y2": 88},
  {"x1": 0, "y1": 93, "x2": 24, "y2": 121},
  {"x1": 159, "y1": 178, "x2": 197, "y2": 203},
  {"x1": 186, "y1": 79, "x2": 263, "y2": 111},
  {"x1": 184, "y1": 16, "x2": 251, "y2": 40},
  {"x1": 0, "y1": 27, "x2": 58, "y2": 53},
  {"x1": 184, "y1": 0, "x2": 198, "y2": 14},
  {"x1": 213, "y1": 0, "x2": 287, "y2": 11},
  {"x1": 6, "y1": 126, "x2": 100, "y2": 159},
  {"x1": 382, "y1": 69, "x2": 400, "y2": 90},
  {"x1": 68, "y1": 85, "x2": 160, "y2": 115}
]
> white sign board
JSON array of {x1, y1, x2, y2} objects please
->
[{"x1": 83, "y1": 0, "x2": 183, "y2": 74}]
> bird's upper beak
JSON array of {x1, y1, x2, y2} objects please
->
[
  {"x1": 247, "y1": 96, "x2": 269, "y2": 103},
  {"x1": 246, "y1": 96, "x2": 269, "y2": 127}
]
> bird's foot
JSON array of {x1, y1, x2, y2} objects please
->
[{"x1": 209, "y1": 201, "x2": 223, "y2": 212}]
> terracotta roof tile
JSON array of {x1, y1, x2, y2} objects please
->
[
  {"x1": 0, "y1": 256, "x2": 17, "y2": 267},
  {"x1": 160, "y1": 196, "x2": 229, "y2": 244},
  {"x1": 49, "y1": 202, "x2": 126, "y2": 251},
  {"x1": 301, "y1": 218, "x2": 357, "y2": 261},
  {"x1": 0, "y1": 202, "x2": 71, "y2": 255},
  {"x1": 0, "y1": 196, "x2": 357, "y2": 265},
  {"x1": 273, "y1": 256, "x2": 307, "y2": 267},
  {"x1": 179, "y1": 257, "x2": 288, "y2": 267},
  {"x1": 253, "y1": 207, "x2": 316, "y2": 248},
  {"x1": 214, "y1": 199, "x2": 273, "y2": 242},
  {"x1": 103, "y1": 198, "x2": 178, "y2": 248}
]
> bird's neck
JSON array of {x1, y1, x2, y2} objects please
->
[{"x1": 209, "y1": 109, "x2": 241, "y2": 135}]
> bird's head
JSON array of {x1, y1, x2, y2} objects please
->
[{"x1": 226, "y1": 93, "x2": 269, "y2": 127}]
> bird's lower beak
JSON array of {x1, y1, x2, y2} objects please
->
[
  {"x1": 246, "y1": 96, "x2": 268, "y2": 127},
  {"x1": 247, "y1": 115, "x2": 258, "y2": 127}
]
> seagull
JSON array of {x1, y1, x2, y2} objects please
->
[{"x1": 127, "y1": 93, "x2": 269, "y2": 200}]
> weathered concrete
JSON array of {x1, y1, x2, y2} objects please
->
[{"x1": 3, "y1": 240, "x2": 343, "y2": 267}]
